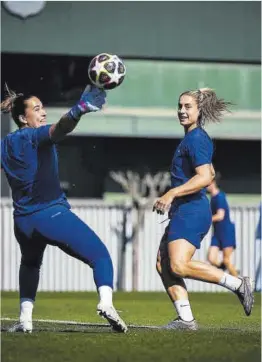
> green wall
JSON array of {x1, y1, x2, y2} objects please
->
[
  {"x1": 8, "y1": 58, "x2": 261, "y2": 139},
  {"x1": 2, "y1": 1, "x2": 260, "y2": 62},
  {"x1": 107, "y1": 61, "x2": 261, "y2": 110}
]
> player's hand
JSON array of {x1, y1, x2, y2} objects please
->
[
  {"x1": 78, "y1": 85, "x2": 106, "y2": 113},
  {"x1": 152, "y1": 191, "x2": 174, "y2": 215},
  {"x1": 69, "y1": 85, "x2": 106, "y2": 120}
]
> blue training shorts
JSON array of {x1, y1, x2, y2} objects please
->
[
  {"x1": 211, "y1": 223, "x2": 236, "y2": 250},
  {"x1": 166, "y1": 197, "x2": 212, "y2": 249}
]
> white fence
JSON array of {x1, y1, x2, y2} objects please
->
[{"x1": 1, "y1": 199, "x2": 260, "y2": 292}]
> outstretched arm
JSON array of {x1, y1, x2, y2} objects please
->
[{"x1": 49, "y1": 85, "x2": 106, "y2": 142}]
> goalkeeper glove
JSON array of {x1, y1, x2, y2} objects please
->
[{"x1": 69, "y1": 85, "x2": 106, "y2": 121}]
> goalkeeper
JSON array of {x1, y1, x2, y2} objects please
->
[{"x1": 1, "y1": 84, "x2": 127, "y2": 334}]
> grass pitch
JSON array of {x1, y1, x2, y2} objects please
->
[{"x1": 1, "y1": 291, "x2": 261, "y2": 362}]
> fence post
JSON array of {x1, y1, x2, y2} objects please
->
[{"x1": 117, "y1": 207, "x2": 128, "y2": 291}]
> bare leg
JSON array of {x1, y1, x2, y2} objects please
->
[
  {"x1": 156, "y1": 243, "x2": 195, "y2": 324},
  {"x1": 168, "y1": 239, "x2": 254, "y2": 317},
  {"x1": 167, "y1": 238, "x2": 245, "y2": 295},
  {"x1": 207, "y1": 246, "x2": 221, "y2": 267},
  {"x1": 222, "y1": 247, "x2": 238, "y2": 276},
  {"x1": 168, "y1": 239, "x2": 225, "y2": 283},
  {"x1": 156, "y1": 250, "x2": 188, "y2": 301}
]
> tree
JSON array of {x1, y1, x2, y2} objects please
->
[{"x1": 110, "y1": 170, "x2": 170, "y2": 290}]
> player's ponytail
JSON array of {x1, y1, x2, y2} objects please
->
[
  {"x1": 197, "y1": 88, "x2": 232, "y2": 125},
  {"x1": 0, "y1": 84, "x2": 30, "y2": 127},
  {"x1": 0, "y1": 83, "x2": 20, "y2": 114}
]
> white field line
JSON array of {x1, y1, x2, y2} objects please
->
[
  {"x1": 0, "y1": 317, "x2": 160, "y2": 329},
  {"x1": 1, "y1": 317, "x2": 258, "y2": 332}
]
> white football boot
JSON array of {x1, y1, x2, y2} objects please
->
[
  {"x1": 97, "y1": 303, "x2": 128, "y2": 333},
  {"x1": 8, "y1": 319, "x2": 33, "y2": 333}
]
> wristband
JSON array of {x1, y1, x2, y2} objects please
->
[{"x1": 68, "y1": 105, "x2": 82, "y2": 121}]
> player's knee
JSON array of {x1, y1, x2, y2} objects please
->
[{"x1": 169, "y1": 260, "x2": 187, "y2": 278}]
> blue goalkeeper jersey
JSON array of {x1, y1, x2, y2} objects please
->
[{"x1": 1, "y1": 125, "x2": 70, "y2": 216}]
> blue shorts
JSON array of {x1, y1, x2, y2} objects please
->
[
  {"x1": 211, "y1": 223, "x2": 236, "y2": 250},
  {"x1": 166, "y1": 196, "x2": 212, "y2": 249}
]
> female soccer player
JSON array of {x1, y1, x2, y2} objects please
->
[
  {"x1": 207, "y1": 176, "x2": 238, "y2": 276},
  {"x1": 1, "y1": 84, "x2": 127, "y2": 333},
  {"x1": 153, "y1": 88, "x2": 254, "y2": 330}
]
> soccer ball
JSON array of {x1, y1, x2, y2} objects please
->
[{"x1": 88, "y1": 53, "x2": 126, "y2": 90}]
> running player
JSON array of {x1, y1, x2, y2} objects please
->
[{"x1": 153, "y1": 88, "x2": 254, "y2": 330}]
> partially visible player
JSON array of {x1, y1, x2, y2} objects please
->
[
  {"x1": 255, "y1": 203, "x2": 261, "y2": 291},
  {"x1": 207, "y1": 176, "x2": 238, "y2": 276},
  {"x1": 1, "y1": 84, "x2": 127, "y2": 333},
  {"x1": 154, "y1": 88, "x2": 254, "y2": 330}
]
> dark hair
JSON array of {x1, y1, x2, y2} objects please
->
[
  {"x1": 0, "y1": 84, "x2": 33, "y2": 127},
  {"x1": 179, "y1": 88, "x2": 233, "y2": 127}
]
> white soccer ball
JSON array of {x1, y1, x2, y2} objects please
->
[{"x1": 88, "y1": 53, "x2": 126, "y2": 90}]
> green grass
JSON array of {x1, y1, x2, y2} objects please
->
[{"x1": 1, "y1": 292, "x2": 261, "y2": 362}]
